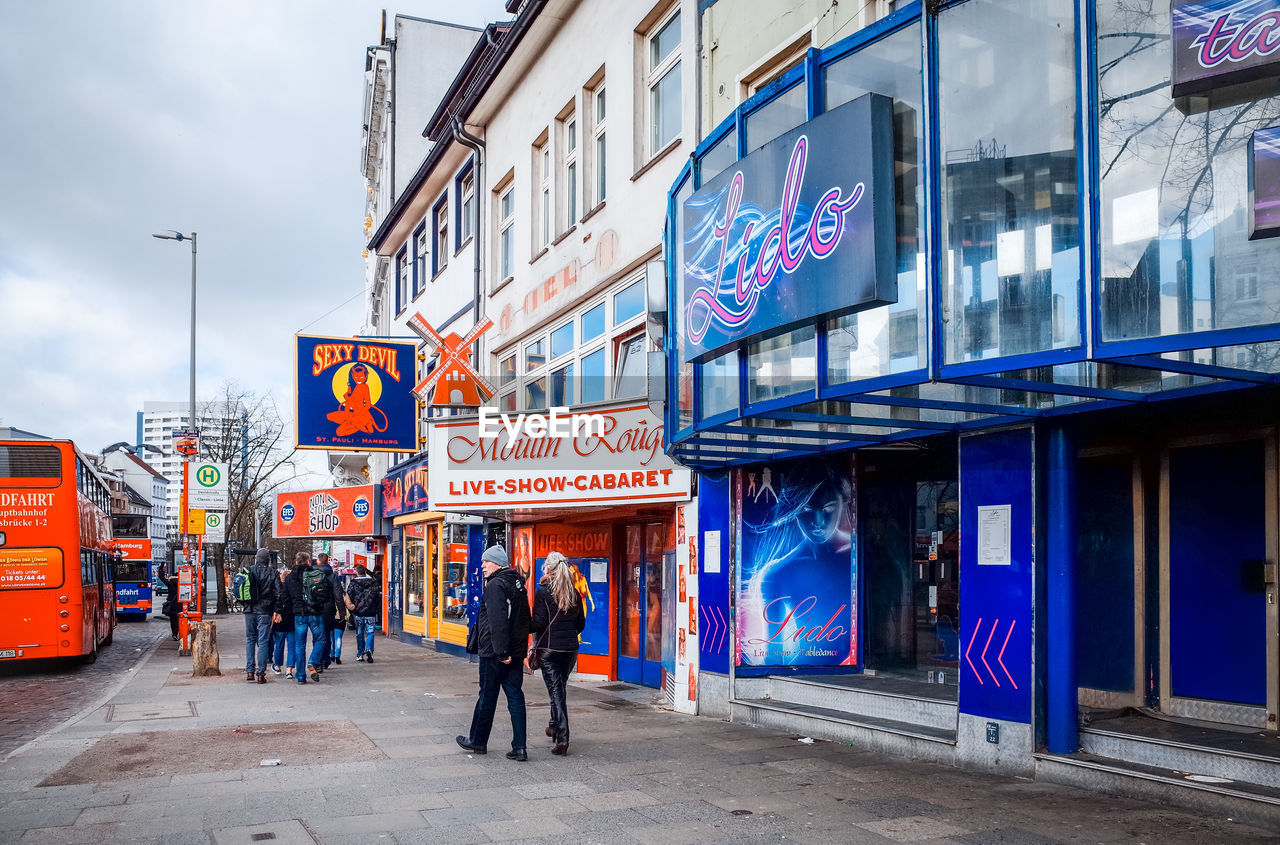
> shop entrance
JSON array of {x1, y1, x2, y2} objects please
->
[
  {"x1": 387, "y1": 542, "x2": 403, "y2": 635},
  {"x1": 618, "y1": 522, "x2": 668, "y2": 687},
  {"x1": 1161, "y1": 435, "x2": 1278, "y2": 727},
  {"x1": 862, "y1": 446, "x2": 960, "y2": 687}
]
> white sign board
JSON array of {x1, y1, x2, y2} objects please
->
[
  {"x1": 977, "y1": 504, "x2": 1012, "y2": 566},
  {"x1": 427, "y1": 403, "x2": 691, "y2": 511},
  {"x1": 203, "y1": 511, "x2": 226, "y2": 544},
  {"x1": 188, "y1": 461, "x2": 229, "y2": 509}
]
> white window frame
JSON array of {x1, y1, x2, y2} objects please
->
[
  {"x1": 590, "y1": 84, "x2": 607, "y2": 207},
  {"x1": 496, "y1": 180, "x2": 516, "y2": 285},
  {"x1": 493, "y1": 272, "x2": 649, "y2": 412},
  {"x1": 535, "y1": 135, "x2": 552, "y2": 251},
  {"x1": 459, "y1": 168, "x2": 475, "y2": 245},
  {"x1": 433, "y1": 194, "x2": 448, "y2": 275},
  {"x1": 413, "y1": 225, "x2": 429, "y2": 298},
  {"x1": 644, "y1": 6, "x2": 682, "y2": 158},
  {"x1": 562, "y1": 110, "x2": 579, "y2": 227}
]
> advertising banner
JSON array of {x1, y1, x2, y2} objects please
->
[
  {"x1": 295, "y1": 334, "x2": 418, "y2": 453},
  {"x1": 1251, "y1": 125, "x2": 1280, "y2": 239},
  {"x1": 530, "y1": 523, "x2": 609, "y2": 662},
  {"x1": 0, "y1": 548, "x2": 62, "y2": 589},
  {"x1": 1171, "y1": 1, "x2": 1280, "y2": 98},
  {"x1": 380, "y1": 454, "x2": 430, "y2": 520},
  {"x1": 427, "y1": 403, "x2": 691, "y2": 511},
  {"x1": 114, "y1": 538, "x2": 153, "y2": 560},
  {"x1": 274, "y1": 485, "x2": 376, "y2": 539},
  {"x1": 681, "y1": 93, "x2": 896, "y2": 362},
  {"x1": 674, "y1": 502, "x2": 699, "y2": 714},
  {"x1": 736, "y1": 457, "x2": 857, "y2": 668}
]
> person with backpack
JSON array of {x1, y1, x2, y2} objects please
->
[
  {"x1": 529, "y1": 551, "x2": 587, "y2": 755},
  {"x1": 282, "y1": 552, "x2": 329, "y2": 684},
  {"x1": 242, "y1": 549, "x2": 279, "y2": 683},
  {"x1": 346, "y1": 564, "x2": 381, "y2": 662},
  {"x1": 457, "y1": 545, "x2": 531, "y2": 762},
  {"x1": 316, "y1": 553, "x2": 347, "y2": 667}
]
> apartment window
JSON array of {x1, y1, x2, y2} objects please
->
[
  {"x1": 412, "y1": 225, "x2": 428, "y2": 298},
  {"x1": 591, "y1": 86, "x2": 607, "y2": 205},
  {"x1": 498, "y1": 184, "x2": 515, "y2": 282},
  {"x1": 458, "y1": 165, "x2": 475, "y2": 247},
  {"x1": 496, "y1": 275, "x2": 647, "y2": 412},
  {"x1": 432, "y1": 197, "x2": 448, "y2": 276},
  {"x1": 536, "y1": 140, "x2": 552, "y2": 249},
  {"x1": 646, "y1": 8, "x2": 682, "y2": 155},
  {"x1": 564, "y1": 114, "x2": 579, "y2": 225},
  {"x1": 395, "y1": 248, "x2": 409, "y2": 314}
]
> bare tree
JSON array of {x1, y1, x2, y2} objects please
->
[{"x1": 195, "y1": 382, "x2": 298, "y2": 613}]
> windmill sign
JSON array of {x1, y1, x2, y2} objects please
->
[{"x1": 408, "y1": 314, "x2": 496, "y2": 408}]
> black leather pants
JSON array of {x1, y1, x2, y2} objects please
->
[{"x1": 539, "y1": 649, "x2": 578, "y2": 744}]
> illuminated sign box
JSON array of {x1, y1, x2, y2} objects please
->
[
  {"x1": 1171, "y1": 0, "x2": 1280, "y2": 99},
  {"x1": 1250, "y1": 125, "x2": 1280, "y2": 239},
  {"x1": 274, "y1": 486, "x2": 376, "y2": 539},
  {"x1": 680, "y1": 92, "x2": 897, "y2": 362},
  {"x1": 295, "y1": 334, "x2": 418, "y2": 453}
]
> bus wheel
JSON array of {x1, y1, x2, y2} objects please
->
[
  {"x1": 102, "y1": 626, "x2": 113, "y2": 647},
  {"x1": 81, "y1": 628, "x2": 98, "y2": 664}
]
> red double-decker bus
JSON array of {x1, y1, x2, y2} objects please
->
[{"x1": 0, "y1": 440, "x2": 116, "y2": 662}]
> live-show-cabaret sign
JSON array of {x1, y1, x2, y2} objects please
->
[
  {"x1": 295, "y1": 334, "x2": 417, "y2": 453},
  {"x1": 427, "y1": 403, "x2": 691, "y2": 510},
  {"x1": 681, "y1": 92, "x2": 897, "y2": 362}
]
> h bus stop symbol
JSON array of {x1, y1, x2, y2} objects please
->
[{"x1": 196, "y1": 465, "x2": 221, "y2": 487}]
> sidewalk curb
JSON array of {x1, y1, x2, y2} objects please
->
[{"x1": 2, "y1": 627, "x2": 168, "y2": 763}]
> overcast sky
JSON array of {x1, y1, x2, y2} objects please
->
[{"x1": 0, "y1": 1, "x2": 508, "y2": 481}]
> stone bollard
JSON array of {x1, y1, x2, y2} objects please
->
[{"x1": 190, "y1": 621, "x2": 222, "y2": 677}]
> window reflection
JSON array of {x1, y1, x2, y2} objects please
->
[
  {"x1": 1097, "y1": 1, "x2": 1280, "y2": 346},
  {"x1": 939, "y1": 0, "x2": 1080, "y2": 363},
  {"x1": 825, "y1": 21, "x2": 925, "y2": 382}
]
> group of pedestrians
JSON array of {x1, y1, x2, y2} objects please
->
[
  {"x1": 240, "y1": 549, "x2": 382, "y2": 684},
  {"x1": 457, "y1": 546, "x2": 585, "y2": 761}
]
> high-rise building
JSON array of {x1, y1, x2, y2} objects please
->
[{"x1": 136, "y1": 400, "x2": 242, "y2": 532}]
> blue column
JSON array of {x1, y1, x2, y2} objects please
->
[{"x1": 1046, "y1": 425, "x2": 1078, "y2": 754}]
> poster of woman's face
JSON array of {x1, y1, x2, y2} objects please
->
[
  {"x1": 736, "y1": 456, "x2": 856, "y2": 667},
  {"x1": 688, "y1": 537, "x2": 698, "y2": 574}
]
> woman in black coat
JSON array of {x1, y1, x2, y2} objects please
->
[{"x1": 529, "y1": 551, "x2": 587, "y2": 755}]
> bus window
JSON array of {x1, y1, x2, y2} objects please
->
[{"x1": 0, "y1": 444, "x2": 61, "y2": 479}]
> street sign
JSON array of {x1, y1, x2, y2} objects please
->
[
  {"x1": 186, "y1": 508, "x2": 206, "y2": 535},
  {"x1": 203, "y1": 511, "x2": 225, "y2": 544},
  {"x1": 188, "y1": 461, "x2": 229, "y2": 509}
]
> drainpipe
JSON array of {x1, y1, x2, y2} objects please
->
[
  {"x1": 388, "y1": 34, "x2": 397, "y2": 200},
  {"x1": 452, "y1": 116, "x2": 486, "y2": 337}
]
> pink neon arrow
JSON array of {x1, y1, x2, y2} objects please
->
[
  {"x1": 997, "y1": 618, "x2": 1018, "y2": 689},
  {"x1": 965, "y1": 618, "x2": 984, "y2": 685},
  {"x1": 981, "y1": 618, "x2": 1000, "y2": 688},
  {"x1": 716, "y1": 606, "x2": 729, "y2": 652}
]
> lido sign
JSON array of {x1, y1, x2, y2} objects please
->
[{"x1": 681, "y1": 92, "x2": 897, "y2": 362}]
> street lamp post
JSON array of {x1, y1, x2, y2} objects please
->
[{"x1": 152, "y1": 230, "x2": 201, "y2": 633}]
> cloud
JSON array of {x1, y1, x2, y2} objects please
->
[{"x1": 0, "y1": 0, "x2": 508, "y2": 456}]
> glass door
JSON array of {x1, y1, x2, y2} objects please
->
[{"x1": 618, "y1": 522, "x2": 668, "y2": 687}]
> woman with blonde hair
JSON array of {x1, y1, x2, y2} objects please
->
[{"x1": 529, "y1": 551, "x2": 586, "y2": 755}]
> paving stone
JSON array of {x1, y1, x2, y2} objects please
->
[
  {"x1": 512, "y1": 779, "x2": 595, "y2": 800},
  {"x1": 853, "y1": 796, "x2": 948, "y2": 820},
  {"x1": 569, "y1": 789, "x2": 655, "y2": 811},
  {"x1": 302, "y1": 810, "x2": 429, "y2": 836},
  {"x1": 627, "y1": 820, "x2": 724, "y2": 843},
  {"x1": 368, "y1": 792, "x2": 450, "y2": 813},
  {"x1": 477, "y1": 815, "x2": 572, "y2": 841}
]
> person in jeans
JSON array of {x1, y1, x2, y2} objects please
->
[
  {"x1": 346, "y1": 564, "x2": 381, "y2": 662},
  {"x1": 316, "y1": 553, "x2": 347, "y2": 667},
  {"x1": 270, "y1": 568, "x2": 294, "y2": 676},
  {"x1": 243, "y1": 549, "x2": 279, "y2": 684},
  {"x1": 282, "y1": 552, "x2": 327, "y2": 684},
  {"x1": 530, "y1": 551, "x2": 586, "y2": 755},
  {"x1": 457, "y1": 546, "x2": 531, "y2": 761}
]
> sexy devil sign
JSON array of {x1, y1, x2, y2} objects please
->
[{"x1": 295, "y1": 334, "x2": 418, "y2": 453}]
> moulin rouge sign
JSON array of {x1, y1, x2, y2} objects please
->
[
  {"x1": 680, "y1": 92, "x2": 897, "y2": 362},
  {"x1": 1172, "y1": 0, "x2": 1280, "y2": 98},
  {"x1": 427, "y1": 403, "x2": 691, "y2": 510}
]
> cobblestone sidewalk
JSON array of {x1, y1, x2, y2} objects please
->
[{"x1": 0, "y1": 618, "x2": 1273, "y2": 844}]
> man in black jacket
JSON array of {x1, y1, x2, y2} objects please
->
[
  {"x1": 282, "y1": 552, "x2": 328, "y2": 684},
  {"x1": 244, "y1": 549, "x2": 279, "y2": 683},
  {"x1": 457, "y1": 546, "x2": 531, "y2": 761},
  {"x1": 315, "y1": 553, "x2": 347, "y2": 668}
]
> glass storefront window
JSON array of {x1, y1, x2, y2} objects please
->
[
  {"x1": 582, "y1": 302, "x2": 605, "y2": 341},
  {"x1": 581, "y1": 348, "x2": 605, "y2": 403},
  {"x1": 1097, "y1": 1, "x2": 1280, "y2": 342},
  {"x1": 701, "y1": 349, "x2": 739, "y2": 417},
  {"x1": 404, "y1": 524, "x2": 426, "y2": 620},
  {"x1": 939, "y1": 0, "x2": 1080, "y2": 364},
  {"x1": 825, "y1": 22, "x2": 925, "y2": 382},
  {"x1": 700, "y1": 127, "x2": 738, "y2": 184},
  {"x1": 441, "y1": 523, "x2": 468, "y2": 624},
  {"x1": 747, "y1": 326, "x2": 816, "y2": 404},
  {"x1": 744, "y1": 82, "x2": 807, "y2": 153}
]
